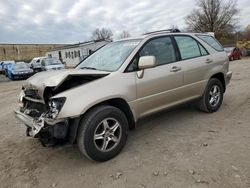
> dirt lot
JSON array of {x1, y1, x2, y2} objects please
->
[{"x1": 0, "y1": 59, "x2": 250, "y2": 188}]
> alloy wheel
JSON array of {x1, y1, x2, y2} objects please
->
[
  {"x1": 93, "y1": 118, "x2": 122, "y2": 152},
  {"x1": 209, "y1": 85, "x2": 221, "y2": 107}
]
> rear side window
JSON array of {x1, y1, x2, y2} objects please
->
[
  {"x1": 196, "y1": 35, "x2": 223, "y2": 52},
  {"x1": 174, "y1": 36, "x2": 202, "y2": 60}
]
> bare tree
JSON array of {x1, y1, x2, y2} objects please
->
[
  {"x1": 185, "y1": 0, "x2": 239, "y2": 40},
  {"x1": 119, "y1": 30, "x2": 131, "y2": 39},
  {"x1": 92, "y1": 28, "x2": 113, "y2": 40},
  {"x1": 243, "y1": 25, "x2": 250, "y2": 40}
]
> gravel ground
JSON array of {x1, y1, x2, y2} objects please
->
[{"x1": 0, "y1": 59, "x2": 250, "y2": 188}]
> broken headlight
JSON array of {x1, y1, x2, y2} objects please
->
[
  {"x1": 47, "y1": 97, "x2": 66, "y2": 119},
  {"x1": 18, "y1": 90, "x2": 25, "y2": 108}
]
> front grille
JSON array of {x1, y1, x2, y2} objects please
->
[
  {"x1": 24, "y1": 89, "x2": 40, "y2": 99},
  {"x1": 23, "y1": 99, "x2": 47, "y2": 117}
]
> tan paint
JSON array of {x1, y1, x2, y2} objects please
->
[{"x1": 20, "y1": 32, "x2": 231, "y2": 123}]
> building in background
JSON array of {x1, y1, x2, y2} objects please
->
[
  {"x1": 0, "y1": 44, "x2": 65, "y2": 62},
  {"x1": 46, "y1": 39, "x2": 110, "y2": 67}
]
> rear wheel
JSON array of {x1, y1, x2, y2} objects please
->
[
  {"x1": 197, "y1": 78, "x2": 224, "y2": 113},
  {"x1": 77, "y1": 105, "x2": 128, "y2": 161}
]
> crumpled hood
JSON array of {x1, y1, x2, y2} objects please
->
[{"x1": 23, "y1": 69, "x2": 110, "y2": 98}]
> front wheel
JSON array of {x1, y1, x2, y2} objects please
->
[
  {"x1": 197, "y1": 78, "x2": 224, "y2": 113},
  {"x1": 77, "y1": 105, "x2": 128, "y2": 161}
]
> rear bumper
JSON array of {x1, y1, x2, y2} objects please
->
[{"x1": 226, "y1": 71, "x2": 232, "y2": 85}]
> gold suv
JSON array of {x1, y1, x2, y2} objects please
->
[{"x1": 15, "y1": 30, "x2": 232, "y2": 161}]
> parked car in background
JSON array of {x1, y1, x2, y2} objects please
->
[
  {"x1": 7, "y1": 62, "x2": 33, "y2": 80},
  {"x1": 41, "y1": 57, "x2": 65, "y2": 71},
  {"x1": 0, "y1": 62, "x2": 3, "y2": 73},
  {"x1": 15, "y1": 31, "x2": 232, "y2": 161},
  {"x1": 224, "y1": 47, "x2": 242, "y2": 61},
  {"x1": 1, "y1": 61, "x2": 15, "y2": 76},
  {"x1": 29, "y1": 57, "x2": 46, "y2": 72}
]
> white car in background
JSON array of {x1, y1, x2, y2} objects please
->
[
  {"x1": 41, "y1": 57, "x2": 65, "y2": 71},
  {"x1": 29, "y1": 57, "x2": 46, "y2": 72}
]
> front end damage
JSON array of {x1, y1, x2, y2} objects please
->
[
  {"x1": 14, "y1": 89, "x2": 69, "y2": 146},
  {"x1": 14, "y1": 70, "x2": 109, "y2": 146}
]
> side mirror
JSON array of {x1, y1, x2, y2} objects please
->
[{"x1": 138, "y1": 56, "x2": 156, "y2": 70}]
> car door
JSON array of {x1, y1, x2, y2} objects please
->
[
  {"x1": 236, "y1": 48, "x2": 241, "y2": 58},
  {"x1": 174, "y1": 35, "x2": 211, "y2": 99},
  {"x1": 7, "y1": 63, "x2": 12, "y2": 78},
  {"x1": 134, "y1": 36, "x2": 184, "y2": 117},
  {"x1": 41, "y1": 59, "x2": 46, "y2": 70},
  {"x1": 232, "y1": 48, "x2": 237, "y2": 58}
]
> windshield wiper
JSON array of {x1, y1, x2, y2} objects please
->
[{"x1": 80, "y1": 67, "x2": 97, "y2": 70}]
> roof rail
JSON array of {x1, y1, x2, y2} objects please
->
[{"x1": 144, "y1": 29, "x2": 181, "y2": 35}]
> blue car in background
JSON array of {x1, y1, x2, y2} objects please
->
[
  {"x1": 0, "y1": 62, "x2": 3, "y2": 73},
  {"x1": 0, "y1": 61, "x2": 15, "y2": 76},
  {"x1": 7, "y1": 62, "x2": 34, "y2": 80}
]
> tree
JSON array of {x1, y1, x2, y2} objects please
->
[
  {"x1": 243, "y1": 25, "x2": 250, "y2": 40},
  {"x1": 185, "y1": 0, "x2": 239, "y2": 41},
  {"x1": 92, "y1": 28, "x2": 113, "y2": 40},
  {"x1": 119, "y1": 30, "x2": 131, "y2": 39}
]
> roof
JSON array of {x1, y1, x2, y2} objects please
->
[
  {"x1": 116, "y1": 31, "x2": 213, "y2": 42},
  {"x1": 47, "y1": 39, "x2": 112, "y2": 52},
  {"x1": 0, "y1": 43, "x2": 67, "y2": 46}
]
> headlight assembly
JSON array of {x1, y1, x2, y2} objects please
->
[
  {"x1": 47, "y1": 97, "x2": 66, "y2": 119},
  {"x1": 18, "y1": 90, "x2": 25, "y2": 108}
]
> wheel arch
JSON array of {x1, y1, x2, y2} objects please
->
[
  {"x1": 68, "y1": 98, "x2": 135, "y2": 144},
  {"x1": 210, "y1": 72, "x2": 226, "y2": 92}
]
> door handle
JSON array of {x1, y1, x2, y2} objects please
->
[
  {"x1": 205, "y1": 59, "x2": 213, "y2": 64},
  {"x1": 170, "y1": 66, "x2": 182, "y2": 72}
]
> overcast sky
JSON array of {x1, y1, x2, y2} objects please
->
[{"x1": 0, "y1": 0, "x2": 249, "y2": 44}]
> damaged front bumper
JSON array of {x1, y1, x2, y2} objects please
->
[{"x1": 14, "y1": 109, "x2": 67, "y2": 138}]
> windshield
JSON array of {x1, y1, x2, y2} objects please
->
[
  {"x1": 44, "y1": 59, "x2": 61, "y2": 66},
  {"x1": 13, "y1": 63, "x2": 29, "y2": 70},
  {"x1": 224, "y1": 47, "x2": 234, "y2": 53},
  {"x1": 76, "y1": 40, "x2": 141, "y2": 72}
]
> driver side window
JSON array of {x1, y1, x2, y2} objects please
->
[{"x1": 127, "y1": 36, "x2": 177, "y2": 71}]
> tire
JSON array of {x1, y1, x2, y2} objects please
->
[
  {"x1": 197, "y1": 78, "x2": 224, "y2": 113},
  {"x1": 77, "y1": 105, "x2": 129, "y2": 161}
]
